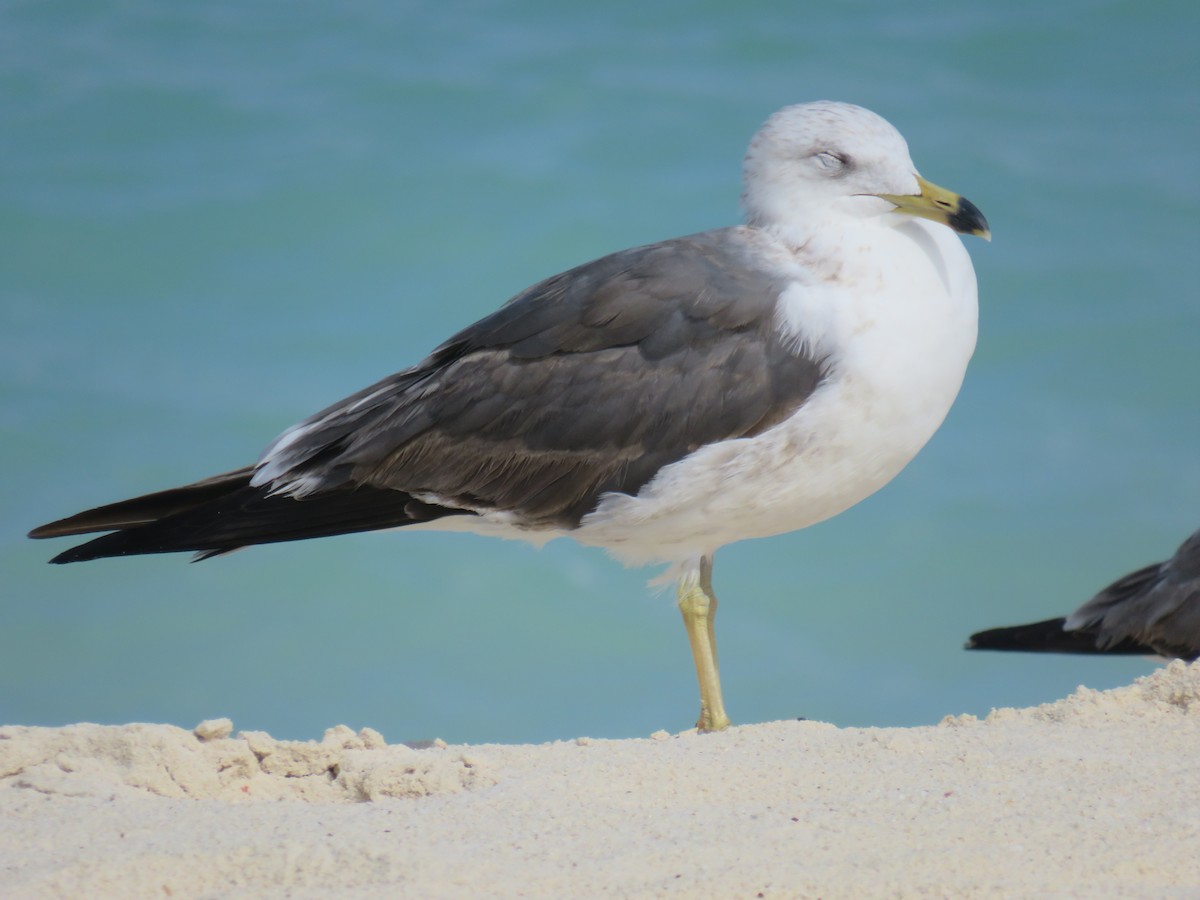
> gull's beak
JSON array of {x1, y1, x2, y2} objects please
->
[{"x1": 875, "y1": 175, "x2": 991, "y2": 241}]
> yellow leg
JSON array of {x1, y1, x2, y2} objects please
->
[{"x1": 677, "y1": 556, "x2": 731, "y2": 732}]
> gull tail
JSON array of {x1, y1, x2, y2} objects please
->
[
  {"x1": 29, "y1": 467, "x2": 459, "y2": 564},
  {"x1": 964, "y1": 618, "x2": 1155, "y2": 656}
]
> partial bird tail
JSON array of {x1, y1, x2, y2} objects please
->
[{"x1": 965, "y1": 618, "x2": 1154, "y2": 656}]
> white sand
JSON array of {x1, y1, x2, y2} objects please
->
[{"x1": 3, "y1": 662, "x2": 1199, "y2": 898}]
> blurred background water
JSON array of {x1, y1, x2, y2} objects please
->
[{"x1": 3, "y1": 0, "x2": 1197, "y2": 744}]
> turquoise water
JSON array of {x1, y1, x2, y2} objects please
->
[{"x1": 4, "y1": 2, "x2": 1197, "y2": 744}]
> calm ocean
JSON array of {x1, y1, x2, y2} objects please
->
[{"x1": 4, "y1": 1, "x2": 1197, "y2": 743}]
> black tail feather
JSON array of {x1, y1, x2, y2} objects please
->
[{"x1": 965, "y1": 617, "x2": 1156, "y2": 656}]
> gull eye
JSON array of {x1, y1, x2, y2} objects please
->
[{"x1": 815, "y1": 150, "x2": 850, "y2": 173}]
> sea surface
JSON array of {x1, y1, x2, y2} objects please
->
[{"x1": 4, "y1": 1, "x2": 1198, "y2": 744}]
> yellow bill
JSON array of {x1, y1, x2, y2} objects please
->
[{"x1": 875, "y1": 175, "x2": 991, "y2": 240}]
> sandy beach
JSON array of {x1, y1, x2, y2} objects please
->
[{"x1": 2, "y1": 660, "x2": 1198, "y2": 898}]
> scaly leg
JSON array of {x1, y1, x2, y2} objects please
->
[{"x1": 677, "y1": 555, "x2": 731, "y2": 732}]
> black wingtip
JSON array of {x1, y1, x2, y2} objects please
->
[
  {"x1": 46, "y1": 535, "x2": 150, "y2": 565},
  {"x1": 966, "y1": 617, "x2": 1161, "y2": 657},
  {"x1": 966, "y1": 618, "x2": 1074, "y2": 653},
  {"x1": 29, "y1": 520, "x2": 84, "y2": 541}
]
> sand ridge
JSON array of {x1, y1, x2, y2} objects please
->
[{"x1": 0, "y1": 718, "x2": 491, "y2": 803}]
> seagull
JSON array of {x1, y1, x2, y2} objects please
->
[
  {"x1": 967, "y1": 529, "x2": 1200, "y2": 661},
  {"x1": 29, "y1": 101, "x2": 989, "y2": 732}
]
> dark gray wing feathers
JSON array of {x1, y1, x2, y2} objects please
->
[{"x1": 271, "y1": 229, "x2": 826, "y2": 528}]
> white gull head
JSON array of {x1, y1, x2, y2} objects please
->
[{"x1": 741, "y1": 101, "x2": 924, "y2": 233}]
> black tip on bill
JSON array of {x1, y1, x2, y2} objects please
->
[{"x1": 949, "y1": 196, "x2": 990, "y2": 239}]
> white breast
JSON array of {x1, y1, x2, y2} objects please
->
[{"x1": 576, "y1": 216, "x2": 978, "y2": 568}]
